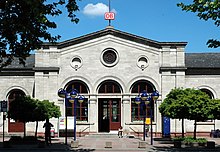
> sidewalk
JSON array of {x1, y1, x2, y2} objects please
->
[{"x1": 1, "y1": 136, "x2": 220, "y2": 151}]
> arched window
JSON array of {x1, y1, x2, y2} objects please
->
[
  {"x1": 131, "y1": 80, "x2": 156, "y2": 122},
  {"x1": 131, "y1": 80, "x2": 154, "y2": 93},
  {"x1": 200, "y1": 89, "x2": 214, "y2": 99},
  {"x1": 7, "y1": 89, "x2": 26, "y2": 132},
  {"x1": 65, "y1": 81, "x2": 89, "y2": 121},
  {"x1": 98, "y1": 81, "x2": 121, "y2": 93},
  {"x1": 8, "y1": 89, "x2": 25, "y2": 101}
]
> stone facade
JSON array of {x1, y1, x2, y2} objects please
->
[{"x1": 0, "y1": 27, "x2": 219, "y2": 136}]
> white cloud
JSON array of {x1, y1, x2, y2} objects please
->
[{"x1": 83, "y1": 3, "x2": 116, "y2": 16}]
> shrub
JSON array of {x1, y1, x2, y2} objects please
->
[
  {"x1": 173, "y1": 136, "x2": 207, "y2": 144},
  {"x1": 23, "y1": 136, "x2": 38, "y2": 141},
  {"x1": 9, "y1": 136, "x2": 22, "y2": 142}
]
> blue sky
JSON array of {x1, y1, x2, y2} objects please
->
[{"x1": 50, "y1": 0, "x2": 220, "y2": 53}]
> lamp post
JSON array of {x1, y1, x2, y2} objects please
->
[
  {"x1": 135, "y1": 90, "x2": 159, "y2": 145},
  {"x1": 58, "y1": 88, "x2": 84, "y2": 144}
]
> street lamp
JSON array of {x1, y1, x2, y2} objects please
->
[
  {"x1": 135, "y1": 90, "x2": 159, "y2": 145},
  {"x1": 58, "y1": 88, "x2": 84, "y2": 144}
]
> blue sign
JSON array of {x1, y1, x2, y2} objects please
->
[{"x1": 162, "y1": 116, "x2": 170, "y2": 137}]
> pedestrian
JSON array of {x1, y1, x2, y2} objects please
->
[
  {"x1": 118, "y1": 126, "x2": 123, "y2": 138},
  {"x1": 146, "y1": 125, "x2": 150, "y2": 137},
  {"x1": 43, "y1": 118, "x2": 54, "y2": 145}
]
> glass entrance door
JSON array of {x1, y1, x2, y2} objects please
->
[{"x1": 98, "y1": 98, "x2": 121, "y2": 132}]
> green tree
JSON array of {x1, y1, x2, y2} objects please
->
[
  {"x1": 177, "y1": 0, "x2": 220, "y2": 48},
  {"x1": 8, "y1": 96, "x2": 36, "y2": 137},
  {"x1": 0, "y1": 0, "x2": 80, "y2": 68},
  {"x1": 159, "y1": 88, "x2": 190, "y2": 138},
  {"x1": 33, "y1": 100, "x2": 61, "y2": 137},
  {"x1": 159, "y1": 88, "x2": 212, "y2": 139},
  {"x1": 207, "y1": 99, "x2": 220, "y2": 120},
  {"x1": 185, "y1": 89, "x2": 212, "y2": 139},
  {"x1": 8, "y1": 96, "x2": 61, "y2": 137}
]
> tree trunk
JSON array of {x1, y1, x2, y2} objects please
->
[
  {"x1": 194, "y1": 120, "x2": 197, "y2": 139},
  {"x1": 35, "y1": 121, "x2": 38, "y2": 138},
  {"x1": 182, "y1": 118, "x2": 185, "y2": 138},
  {"x1": 23, "y1": 122, "x2": 26, "y2": 138}
]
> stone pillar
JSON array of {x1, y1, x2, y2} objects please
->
[
  {"x1": 89, "y1": 95, "x2": 98, "y2": 132},
  {"x1": 122, "y1": 95, "x2": 131, "y2": 130}
]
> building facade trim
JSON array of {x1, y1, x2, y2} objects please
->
[{"x1": 42, "y1": 28, "x2": 187, "y2": 50}]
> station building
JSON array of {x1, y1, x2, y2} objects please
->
[{"x1": 0, "y1": 26, "x2": 220, "y2": 136}]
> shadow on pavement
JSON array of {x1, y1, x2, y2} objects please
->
[
  {"x1": 71, "y1": 148, "x2": 96, "y2": 152},
  {"x1": 152, "y1": 145, "x2": 220, "y2": 152}
]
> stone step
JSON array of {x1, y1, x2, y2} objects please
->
[{"x1": 85, "y1": 132, "x2": 118, "y2": 138}]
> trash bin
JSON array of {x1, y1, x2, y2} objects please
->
[{"x1": 50, "y1": 128, "x2": 55, "y2": 138}]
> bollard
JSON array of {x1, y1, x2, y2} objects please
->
[
  {"x1": 105, "y1": 141, "x2": 112, "y2": 148},
  {"x1": 71, "y1": 140, "x2": 79, "y2": 148},
  {"x1": 138, "y1": 141, "x2": 146, "y2": 148}
]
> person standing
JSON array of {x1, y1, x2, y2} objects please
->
[
  {"x1": 43, "y1": 118, "x2": 54, "y2": 145},
  {"x1": 118, "y1": 126, "x2": 123, "y2": 138}
]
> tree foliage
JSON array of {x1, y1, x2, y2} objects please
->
[
  {"x1": 8, "y1": 96, "x2": 36, "y2": 123},
  {"x1": 159, "y1": 88, "x2": 190, "y2": 137},
  {"x1": 177, "y1": 0, "x2": 220, "y2": 48},
  {"x1": 8, "y1": 96, "x2": 61, "y2": 137},
  {"x1": 159, "y1": 88, "x2": 190, "y2": 120},
  {"x1": 0, "y1": 0, "x2": 80, "y2": 67},
  {"x1": 159, "y1": 88, "x2": 213, "y2": 139},
  {"x1": 9, "y1": 96, "x2": 61, "y2": 122}
]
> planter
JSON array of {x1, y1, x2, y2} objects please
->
[
  {"x1": 3, "y1": 141, "x2": 11, "y2": 148},
  {"x1": 173, "y1": 141, "x2": 181, "y2": 148},
  {"x1": 38, "y1": 141, "x2": 45, "y2": 148},
  {"x1": 198, "y1": 142, "x2": 206, "y2": 147},
  {"x1": 190, "y1": 142, "x2": 199, "y2": 147},
  {"x1": 207, "y1": 141, "x2": 215, "y2": 149}
]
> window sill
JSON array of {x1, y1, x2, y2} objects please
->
[
  {"x1": 125, "y1": 122, "x2": 156, "y2": 125},
  {"x1": 76, "y1": 121, "x2": 94, "y2": 125}
]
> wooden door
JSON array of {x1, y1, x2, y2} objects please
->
[{"x1": 98, "y1": 98, "x2": 121, "y2": 132}]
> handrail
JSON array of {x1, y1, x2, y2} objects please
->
[
  {"x1": 79, "y1": 126, "x2": 90, "y2": 137},
  {"x1": 129, "y1": 127, "x2": 139, "y2": 137}
]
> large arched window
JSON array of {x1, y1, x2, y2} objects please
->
[
  {"x1": 8, "y1": 89, "x2": 26, "y2": 101},
  {"x1": 98, "y1": 80, "x2": 122, "y2": 93},
  {"x1": 200, "y1": 88, "x2": 214, "y2": 99},
  {"x1": 7, "y1": 89, "x2": 26, "y2": 132},
  {"x1": 65, "y1": 81, "x2": 89, "y2": 121},
  {"x1": 131, "y1": 80, "x2": 156, "y2": 122},
  {"x1": 199, "y1": 88, "x2": 214, "y2": 122}
]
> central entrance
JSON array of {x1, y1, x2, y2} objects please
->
[{"x1": 98, "y1": 98, "x2": 121, "y2": 132}]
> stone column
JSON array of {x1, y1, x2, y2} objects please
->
[
  {"x1": 122, "y1": 95, "x2": 131, "y2": 130},
  {"x1": 89, "y1": 95, "x2": 98, "y2": 132}
]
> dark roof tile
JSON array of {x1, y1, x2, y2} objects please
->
[{"x1": 185, "y1": 53, "x2": 220, "y2": 68}]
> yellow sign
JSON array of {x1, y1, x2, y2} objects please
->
[{"x1": 146, "y1": 118, "x2": 151, "y2": 125}]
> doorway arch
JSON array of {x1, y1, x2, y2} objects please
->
[
  {"x1": 7, "y1": 89, "x2": 26, "y2": 132},
  {"x1": 97, "y1": 80, "x2": 122, "y2": 132}
]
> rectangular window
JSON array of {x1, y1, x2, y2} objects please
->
[
  {"x1": 131, "y1": 98, "x2": 153, "y2": 122},
  {"x1": 66, "y1": 98, "x2": 88, "y2": 121}
]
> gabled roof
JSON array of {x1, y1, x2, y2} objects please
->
[{"x1": 42, "y1": 27, "x2": 187, "y2": 49}]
